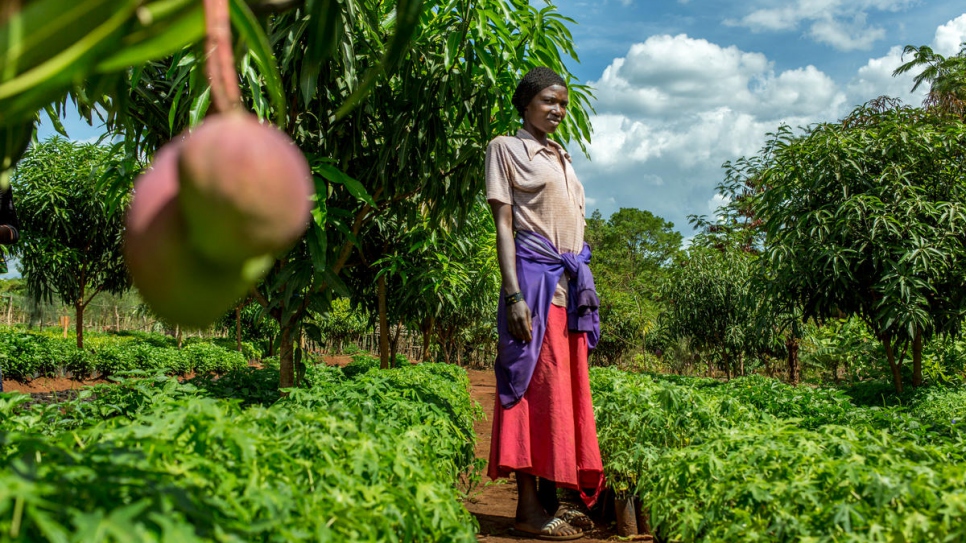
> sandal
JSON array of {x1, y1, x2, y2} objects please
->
[{"x1": 511, "y1": 517, "x2": 584, "y2": 541}]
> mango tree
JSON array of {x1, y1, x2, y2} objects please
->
[
  {"x1": 659, "y1": 243, "x2": 764, "y2": 378},
  {"x1": 11, "y1": 137, "x2": 133, "y2": 348},
  {"x1": 242, "y1": 0, "x2": 593, "y2": 386},
  {"x1": 753, "y1": 99, "x2": 966, "y2": 392}
]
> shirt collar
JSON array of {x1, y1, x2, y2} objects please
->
[{"x1": 516, "y1": 128, "x2": 570, "y2": 162}]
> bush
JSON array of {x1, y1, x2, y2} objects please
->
[
  {"x1": 590, "y1": 368, "x2": 966, "y2": 542},
  {"x1": 0, "y1": 364, "x2": 481, "y2": 541}
]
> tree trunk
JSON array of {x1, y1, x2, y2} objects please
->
[
  {"x1": 377, "y1": 275, "x2": 390, "y2": 370},
  {"x1": 176, "y1": 325, "x2": 183, "y2": 349},
  {"x1": 912, "y1": 328, "x2": 923, "y2": 387},
  {"x1": 6, "y1": 295, "x2": 12, "y2": 325},
  {"x1": 390, "y1": 320, "x2": 403, "y2": 367},
  {"x1": 75, "y1": 300, "x2": 84, "y2": 349},
  {"x1": 786, "y1": 336, "x2": 800, "y2": 386},
  {"x1": 723, "y1": 352, "x2": 731, "y2": 380},
  {"x1": 114, "y1": 304, "x2": 120, "y2": 331},
  {"x1": 883, "y1": 332, "x2": 903, "y2": 394},
  {"x1": 706, "y1": 355, "x2": 713, "y2": 378},
  {"x1": 738, "y1": 354, "x2": 745, "y2": 377},
  {"x1": 421, "y1": 316, "x2": 434, "y2": 362},
  {"x1": 235, "y1": 304, "x2": 243, "y2": 352},
  {"x1": 279, "y1": 322, "x2": 295, "y2": 389}
]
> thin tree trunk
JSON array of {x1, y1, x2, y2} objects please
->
[
  {"x1": 75, "y1": 300, "x2": 85, "y2": 349},
  {"x1": 176, "y1": 325, "x2": 183, "y2": 349},
  {"x1": 738, "y1": 354, "x2": 745, "y2": 377},
  {"x1": 279, "y1": 323, "x2": 295, "y2": 389},
  {"x1": 114, "y1": 304, "x2": 120, "y2": 331},
  {"x1": 235, "y1": 304, "x2": 243, "y2": 352},
  {"x1": 5, "y1": 295, "x2": 12, "y2": 325},
  {"x1": 723, "y1": 352, "x2": 731, "y2": 380},
  {"x1": 883, "y1": 332, "x2": 903, "y2": 394},
  {"x1": 377, "y1": 275, "x2": 390, "y2": 370},
  {"x1": 912, "y1": 328, "x2": 923, "y2": 387},
  {"x1": 786, "y1": 336, "x2": 800, "y2": 386},
  {"x1": 74, "y1": 283, "x2": 84, "y2": 349},
  {"x1": 421, "y1": 316, "x2": 434, "y2": 362},
  {"x1": 390, "y1": 320, "x2": 403, "y2": 367}
]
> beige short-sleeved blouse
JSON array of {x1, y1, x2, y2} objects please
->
[{"x1": 485, "y1": 128, "x2": 586, "y2": 306}]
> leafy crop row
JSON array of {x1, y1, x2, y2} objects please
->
[
  {"x1": 591, "y1": 368, "x2": 966, "y2": 542},
  {"x1": 0, "y1": 359, "x2": 481, "y2": 542},
  {"x1": 0, "y1": 328, "x2": 255, "y2": 380}
]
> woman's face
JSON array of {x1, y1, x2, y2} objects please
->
[{"x1": 523, "y1": 85, "x2": 569, "y2": 139}]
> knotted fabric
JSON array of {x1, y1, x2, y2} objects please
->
[{"x1": 495, "y1": 230, "x2": 600, "y2": 408}]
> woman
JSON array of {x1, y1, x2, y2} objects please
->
[{"x1": 485, "y1": 67, "x2": 604, "y2": 541}]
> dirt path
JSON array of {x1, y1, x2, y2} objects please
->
[{"x1": 464, "y1": 369, "x2": 626, "y2": 542}]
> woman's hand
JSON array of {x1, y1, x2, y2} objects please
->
[{"x1": 507, "y1": 300, "x2": 532, "y2": 342}]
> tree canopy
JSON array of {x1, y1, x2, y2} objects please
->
[
  {"x1": 752, "y1": 99, "x2": 966, "y2": 392},
  {"x1": 11, "y1": 137, "x2": 135, "y2": 348}
]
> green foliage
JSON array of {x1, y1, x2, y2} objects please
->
[
  {"x1": 660, "y1": 246, "x2": 768, "y2": 377},
  {"x1": 752, "y1": 100, "x2": 966, "y2": 392},
  {"x1": 0, "y1": 327, "x2": 254, "y2": 380},
  {"x1": 591, "y1": 367, "x2": 966, "y2": 542},
  {"x1": 0, "y1": 362, "x2": 481, "y2": 541},
  {"x1": 312, "y1": 297, "x2": 369, "y2": 353},
  {"x1": 11, "y1": 137, "x2": 136, "y2": 349},
  {"x1": 341, "y1": 353, "x2": 381, "y2": 379},
  {"x1": 586, "y1": 208, "x2": 682, "y2": 364}
]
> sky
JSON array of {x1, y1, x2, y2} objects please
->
[
  {"x1": 36, "y1": 1, "x2": 966, "y2": 239},
  {"x1": 546, "y1": 0, "x2": 966, "y2": 235}
]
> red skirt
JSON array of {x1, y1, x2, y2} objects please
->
[{"x1": 487, "y1": 304, "x2": 605, "y2": 507}]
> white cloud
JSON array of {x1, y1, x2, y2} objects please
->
[
  {"x1": 578, "y1": 16, "x2": 966, "y2": 233},
  {"x1": 708, "y1": 194, "x2": 731, "y2": 218},
  {"x1": 727, "y1": 0, "x2": 915, "y2": 51},
  {"x1": 846, "y1": 45, "x2": 924, "y2": 106},
  {"x1": 934, "y1": 14, "x2": 966, "y2": 55}
]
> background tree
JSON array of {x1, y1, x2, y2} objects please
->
[
  {"x1": 893, "y1": 43, "x2": 966, "y2": 117},
  {"x1": 585, "y1": 207, "x2": 682, "y2": 364},
  {"x1": 659, "y1": 243, "x2": 763, "y2": 378},
  {"x1": 241, "y1": 0, "x2": 592, "y2": 385},
  {"x1": 752, "y1": 99, "x2": 966, "y2": 393},
  {"x1": 11, "y1": 137, "x2": 134, "y2": 348}
]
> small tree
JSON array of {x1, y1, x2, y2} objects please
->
[
  {"x1": 12, "y1": 137, "x2": 133, "y2": 348},
  {"x1": 659, "y1": 244, "x2": 762, "y2": 379},
  {"x1": 753, "y1": 99, "x2": 966, "y2": 393}
]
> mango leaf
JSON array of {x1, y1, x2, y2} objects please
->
[
  {"x1": 95, "y1": 1, "x2": 204, "y2": 73},
  {"x1": 312, "y1": 161, "x2": 374, "y2": 206},
  {"x1": 229, "y1": 0, "x2": 287, "y2": 126}
]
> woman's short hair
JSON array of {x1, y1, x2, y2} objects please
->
[{"x1": 511, "y1": 67, "x2": 567, "y2": 117}]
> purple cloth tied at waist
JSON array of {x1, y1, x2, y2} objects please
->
[{"x1": 495, "y1": 230, "x2": 600, "y2": 408}]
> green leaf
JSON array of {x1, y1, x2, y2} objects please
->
[
  {"x1": 312, "y1": 161, "x2": 374, "y2": 206},
  {"x1": 229, "y1": 0, "x2": 287, "y2": 126},
  {"x1": 95, "y1": 2, "x2": 204, "y2": 73}
]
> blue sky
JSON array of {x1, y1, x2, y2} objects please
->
[{"x1": 37, "y1": 0, "x2": 966, "y2": 238}]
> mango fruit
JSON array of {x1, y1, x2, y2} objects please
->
[
  {"x1": 124, "y1": 114, "x2": 312, "y2": 328},
  {"x1": 177, "y1": 112, "x2": 313, "y2": 265}
]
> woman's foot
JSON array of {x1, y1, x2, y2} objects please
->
[
  {"x1": 512, "y1": 517, "x2": 584, "y2": 541},
  {"x1": 515, "y1": 472, "x2": 582, "y2": 540}
]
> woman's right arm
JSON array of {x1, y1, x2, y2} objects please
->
[{"x1": 490, "y1": 200, "x2": 532, "y2": 342}]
